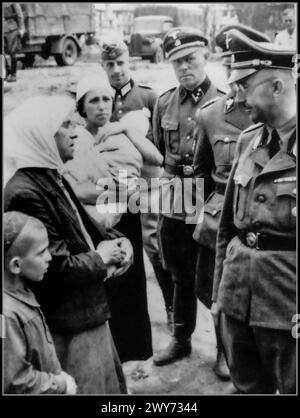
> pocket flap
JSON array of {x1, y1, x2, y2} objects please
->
[
  {"x1": 161, "y1": 117, "x2": 178, "y2": 130},
  {"x1": 276, "y1": 182, "x2": 296, "y2": 198},
  {"x1": 213, "y1": 135, "x2": 238, "y2": 145}
]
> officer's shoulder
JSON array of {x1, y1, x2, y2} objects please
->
[
  {"x1": 157, "y1": 87, "x2": 177, "y2": 105},
  {"x1": 200, "y1": 96, "x2": 221, "y2": 110},
  {"x1": 159, "y1": 86, "x2": 177, "y2": 98},
  {"x1": 242, "y1": 122, "x2": 264, "y2": 135},
  {"x1": 217, "y1": 88, "x2": 227, "y2": 96},
  {"x1": 137, "y1": 83, "x2": 153, "y2": 90}
]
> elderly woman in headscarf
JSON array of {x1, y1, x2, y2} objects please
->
[
  {"x1": 63, "y1": 73, "x2": 163, "y2": 363},
  {"x1": 4, "y1": 96, "x2": 131, "y2": 394}
]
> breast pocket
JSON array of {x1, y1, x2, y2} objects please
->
[
  {"x1": 161, "y1": 118, "x2": 179, "y2": 154},
  {"x1": 233, "y1": 171, "x2": 253, "y2": 221},
  {"x1": 212, "y1": 135, "x2": 238, "y2": 166},
  {"x1": 275, "y1": 181, "x2": 296, "y2": 229}
]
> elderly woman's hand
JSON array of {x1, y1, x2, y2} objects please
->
[
  {"x1": 96, "y1": 239, "x2": 126, "y2": 266},
  {"x1": 94, "y1": 122, "x2": 124, "y2": 145},
  {"x1": 112, "y1": 237, "x2": 134, "y2": 277}
]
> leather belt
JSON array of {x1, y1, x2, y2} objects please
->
[
  {"x1": 238, "y1": 230, "x2": 296, "y2": 251},
  {"x1": 165, "y1": 163, "x2": 194, "y2": 177}
]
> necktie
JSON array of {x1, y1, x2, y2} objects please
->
[{"x1": 268, "y1": 129, "x2": 281, "y2": 158}]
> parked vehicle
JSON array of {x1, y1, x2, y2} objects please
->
[
  {"x1": 19, "y1": 3, "x2": 96, "y2": 67},
  {"x1": 129, "y1": 5, "x2": 206, "y2": 63}
]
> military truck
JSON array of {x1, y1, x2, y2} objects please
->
[
  {"x1": 19, "y1": 3, "x2": 96, "y2": 67},
  {"x1": 129, "y1": 5, "x2": 206, "y2": 63}
]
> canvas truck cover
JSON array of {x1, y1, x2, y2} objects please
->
[{"x1": 20, "y1": 3, "x2": 95, "y2": 38}]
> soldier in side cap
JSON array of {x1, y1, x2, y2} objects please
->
[
  {"x1": 100, "y1": 39, "x2": 175, "y2": 333},
  {"x1": 192, "y1": 25, "x2": 270, "y2": 381},
  {"x1": 152, "y1": 27, "x2": 225, "y2": 366},
  {"x1": 212, "y1": 29, "x2": 296, "y2": 393}
]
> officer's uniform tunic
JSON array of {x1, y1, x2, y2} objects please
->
[
  {"x1": 192, "y1": 94, "x2": 251, "y2": 307},
  {"x1": 153, "y1": 76, "x2": 224, "y2": 339},
  {"x1": 213, "y1": 118, "x2": 296, "y2": 393}
]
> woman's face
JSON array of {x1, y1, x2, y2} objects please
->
[
  {"x1": 83, "y1": 88, "x2": 113, "y2": 127},
  {"x1": 54, "y1": 110, "x2": 78, "y2": 163}
]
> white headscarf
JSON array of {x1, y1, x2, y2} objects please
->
[
  {"x1": 76, "y1": 72, "x2": 114, "y2": 102},
  {"x1": 4, "y1": 96, "x2": 75, "y2": 186}
]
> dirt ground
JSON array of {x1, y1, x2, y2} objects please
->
[{"x1": 3, "y1": 52, "x2": 235, "y2": 395}]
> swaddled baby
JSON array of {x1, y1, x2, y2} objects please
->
[{"x1": 64, "y1": 105, "x2": 150, "y2": 229}]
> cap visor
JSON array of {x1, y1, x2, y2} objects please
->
[
  {"x1": 168, "y1": 45, "x2": 202, "y2": 61},
  {"x1": 227, "y1": 68, "x2": 259, "y2": 84}
]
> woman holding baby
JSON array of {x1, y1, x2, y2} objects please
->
[{"x1": 64, "y1": 74, "x2": 163, "y2": 363}]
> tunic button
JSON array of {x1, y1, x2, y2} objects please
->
[
  {"x1": 257, "y1": 194, "x2": 266, "y2": 202},
  {"x1": 185, "y1": 153, "x2": 190, "y2": 158},
  {"x1": 212, "y1": 210, "x2": 218, "y2": 216},
  {"x1": 188, "y1": 117, "x2": 192, "y2": 121},
  {"x1": 224, "y1": 137, "x2": 230, "y2": 143},
  {"x1": 187, "y1": 136, "x2": 191, "y2": 140},
  {"x1": 292, "y1": 207, "x2": 297, "y2": 217}
]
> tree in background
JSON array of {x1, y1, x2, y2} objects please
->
[{"x1": 231, "y1": 3, "x2": 296, "y2": 39}]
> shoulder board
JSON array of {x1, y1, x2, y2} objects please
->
[
  {"x1": 159, "y1": 86, "x2": 177, "y2": 98},
  {"x1": 217, "y1": 88, "x2": 227, "y2": 95},
  {"x1": 138, "y1": 83, "x2": 153, "y2": 90},
  {"x1": 242, "y1": 123, "x2": 264, "y2": 134},
  {"x1": 200, "y1": 96, "x2": 221, "y2": 110}
]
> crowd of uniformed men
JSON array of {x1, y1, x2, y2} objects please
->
[
  {"x1": 4, "y1": 4, "x2": 297, "y2": 394},
  {"x1": 100, "y1": 17, "x2": 297, "y2": 394}
]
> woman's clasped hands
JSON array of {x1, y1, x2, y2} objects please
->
[{"x1": 96, "y1": 237, "x2": 133, "y2": 279}]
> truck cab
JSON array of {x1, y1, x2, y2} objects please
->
[{"x1": 129, "y1": 15, "x2": 173, "y2": 63}]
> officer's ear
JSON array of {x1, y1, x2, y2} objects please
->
[{"x1": 272, "y1": 78, "x2": 284, "y2": 97}]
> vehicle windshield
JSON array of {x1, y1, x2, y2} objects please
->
[{"x1": 133, "y1": 19, "x2": 173, "y2": 34}]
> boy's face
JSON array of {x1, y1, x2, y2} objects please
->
[{"x1": 19, "y1": 227, "x2": 52, "y2": 282}]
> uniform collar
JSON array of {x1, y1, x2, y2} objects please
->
[
  {"x1": 179, "y1": 76, "x2": 211, "y2": 104},
  {"x1": 114, "y1": 79, "x2": 134, "y2": 98},
  {"x1": 224, "y1": 95, "x2": 235, "y2": 113},
  {"x1": 5, "y1": 285, "x2": 40, "y2": 308},
  {"x1": 223, "y1": 94, "x2": 251, "y2": 130},
  {"x1": 276, "y1": 115, "x2": 296, "y2": 146}
]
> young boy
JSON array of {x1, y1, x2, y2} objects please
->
[{"x1": 3, "y1": 211, "x2": 77, "y2": 394}]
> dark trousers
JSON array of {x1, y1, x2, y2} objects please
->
[
  {"x1": 4, "y1": 30, "x2": 20, "y2": 77},
  {"x1": 158, "y1": 215, "x2": 198, "y2": 339},
  {"x1": 220, "y1": 313, "x2": 296, "y2": 394}
]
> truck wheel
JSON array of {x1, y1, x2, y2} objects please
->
[
  {"x1": 21, "y1": 54, "x2": 35, "y2": 69},
  {"x1": 151, "y1": 47, "x2": 164, "y2": 64},
  {"x1": 54, "y1": 38, "x2": 78, "y2": 66}
]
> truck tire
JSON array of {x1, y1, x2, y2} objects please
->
[
  {"x1": 21, "y1": 54, "x2": 35, "y2": 69},
  {"x1": 151, "y1": 46, "x2": 164, "y2": 64},
  {"x1": 54, "y1": 38, "x2": 78, "y2": 66}
]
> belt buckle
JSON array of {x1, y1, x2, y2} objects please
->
[
  {"x1": 182, "y1": 165, "x2": 193, "y2": 176},
  {"x1": 246, "y1": 232, "x2": 260, "y2": 249}
]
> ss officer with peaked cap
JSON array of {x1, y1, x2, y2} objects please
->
[
  {"x1": 192, "y1": 24, "x2": 270, "y2": 380},
  {"x1": 213, "y1": 29, "x2": 297, "y2": 393},
  {"x1": 100, "y1": 40, "x2": 175, "y2": 335},
  {"x1": 153, "y1": 27, "x2": 225, "y2": 366}
]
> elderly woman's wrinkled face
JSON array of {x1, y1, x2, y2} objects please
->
[
  {"x1": 83, "y1": 88, "x2": 113, "y2": 127},
  {"x1": 54, "y1": 110, "x2": 78, "y2": 163}
]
